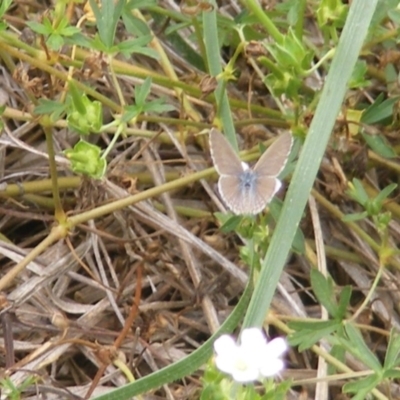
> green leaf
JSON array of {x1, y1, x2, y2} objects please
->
[
  {"x1": 43, "y1": 16, "x2": 53, "y2": 30},
  {"x1": 361, "y1": 93, "x2": 400, "y2": 124},
  {"x1": 68, "y1": 82, "x2": 86, "y2": 114},
  {"x1": 371, "y1": 0, "x2": 399, "y2": 27},
  {"x1": 34, "y1": 99, "x2": 66, "y2": 121},
  {"x1": 329, "y1": 344, "x2": 346, "y2": 375},
  {"x1": 361, "y1": 131, "x2": 396, "y2": 158},
  {"x1": 47, "y1": 34, "x2": 64, "y2": 51},
  {"x1": 291, "y1": 226, "x2": 305, "y2": 254},
  {"x1": 382, "y1": 369, "x2": 400, "y2": 379},
  {"x1": 343, "y1": 382, "x2": 376, "y2": 400},
  {"x1": 56, "y1": 16, "x2": 68, "y2": 30},
  {"x1": 125, "y1": 0, "x2": 156, "y2": 9},
  {"x1": 351, "y1": 178, "x2": 369, "y2": 205},
  {"x1": 388, "y1": 8, "x2": 400, "y2": 24},
  {"x1": 123, "y1": 95, "x2": 175, "y2": 122},
  {"x1": 61, "y1": 25, "x2": 81, "y2": 36},
  {"x1": 384, "y1": 329, "x2": 400, "y2": 369},
  {"x1": 341, "y1": 211, "x2": 368, "y2": 222},
  {"x1": 374, "y1": 183, "x2": 397, "y2": 205},
  {"x1": 121, "y1": 105, "x2": 141, "y2": 122},
  {"x1": 64, "y1": 32, "x2": 93, "y2": 48},
  {"x1": 276, "y1": 0, "x2": 304, "y2": 25},
  {"x1": 342, "y1": 374, "x2": 380, "y2": 397},
  {"x1": 289, "y1": 319, "x2": 340, "y2": 331},
  {"x1": 164, "y1": 20, "x2": 192, "y2": 36},
  {"x1": 135, "y1": 77, "x2": 152, "y2": 106},
  {"x1": 317, "y1": 0, "x2": 348, "y2": 28},
  {"x1": 348, "y1": 60, "x2": 370, "y2": 89},
  {"x1": 118, "y1": 43, "x2": 158, "y2": 59},
  {"x1": 26, "y1": 21, "x2": 51, "y2": 35},
  {"x1": 263, "y1": 380, "x2": 291, "y2": 400},
  {"x1": 121, "y1": 10, "x2": 151, "y2": 36},
  {"x1": 218, "y1": 214, "x2": 243, "y2": 233},
  {"x1": 89, "y1": 0, "x2": 126, "y2": 50},
  {"x1": 142, "y1": 101, "x2": 175, "y2": 114},
  {"x1": 344, "y1": 324, "x2": 382, "y2": 371},
  {"x1": 0, "y1": 0, "x2": 13, "y2": 18},
  {"x1": 310, "y1": 269, "x2": 338, "y2": 317},
  {"x1": 200, "y1": 380, "x2": 225, "y2": 400},
  {"x1": 159, "y1": 12, "x2": 206, "y2": 71},
  {"x1": 288, "y1": 320, "x2": 340, "y2": 351},
  {"x1": 336, "y1": 286, "x2": 352, "y2": 320},
  {"x1": 116, "y1": 35, "x2": 155, "y2": 57}
]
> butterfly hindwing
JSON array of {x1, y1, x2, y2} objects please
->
[{"x1": 218, "y1": 175, "x2": 280, "y2": 215}]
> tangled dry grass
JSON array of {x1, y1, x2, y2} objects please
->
[{"x1": 0, "y1": 0, "x2": 400, "y2": 399}]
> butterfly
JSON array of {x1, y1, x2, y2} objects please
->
[{"x1": 209, "y1": 128, "x2": 293, "y2": 215}]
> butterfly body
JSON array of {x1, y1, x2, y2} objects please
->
[{"x1": 209, "y1": 129, "x2": 293, "y2": 215}]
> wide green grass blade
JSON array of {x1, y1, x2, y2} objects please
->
[{"x1": 243, "y1": 0, "x2": 379, "y2": 329}]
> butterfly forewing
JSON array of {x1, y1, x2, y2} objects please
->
[
  {"x1": 253, "y1": 132, "x2": 293, "y2": 177},
  {"x1": 209, "y1": 128, "x2": 244, "y2": 176}
]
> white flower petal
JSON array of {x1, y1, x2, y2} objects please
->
[
  {"x1": 231, "y1": 365, "x2": 260, "y2": 383},
  {"x1": 264, "y1": 338, "x2": 288, "y2": 358},
  {"x1": 213, "y1": 329, "x2": 288, "y2": 383},
  {"x1": 215, "y1": 355, "x2": 235, "y2": 374},
  {"x1": 214, "y1": 335, "x2": 241, "y2": 374},
  {"x1": 240, "y1": 328, "x2": 267, "y2": 353},
  {"x1": 241, "y1": 328, "x2": 266, "y2": 343},
  {"x1": 214, "y1": 335, "x2": 236, "y2": 356},
  {"x1": 215, "y1": 346, "x2": 258, "y2": 381},
  {"x1": 259, "y1": 359, "x2": 285, "y2": 377}
]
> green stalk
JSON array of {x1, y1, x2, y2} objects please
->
[
  {"x1": 244, "y1": 0, "x2": 284, "y2": 44},
  {"x1": 42, "y1": 118, "x2": 66, "y2": 223}
]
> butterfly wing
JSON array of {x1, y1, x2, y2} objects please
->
[
  {"x1": 210, "y1": 129, "x2": 291, "y2": 215},
  {"x1": 253, "y1": 132, "x2": 293, "y2": 177},
  {"x1": 254, "y1": 175, "x2": 282, "y2": 207},
  {"x1": 209, "y1": 128, "x2": 244, "y2": 176},
  {"x1": 219, "y1": 175, "x2": 280, "y2": 215}
]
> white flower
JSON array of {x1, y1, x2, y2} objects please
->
[{"x1": 213, "y1": 328, "x2": 288, "y2": 383}]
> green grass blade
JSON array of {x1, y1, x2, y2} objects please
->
[
  {"x1": 243, "y1": 0, "x2": 379, "y2": 329},
  {"x1": 202, "y1": 5, "x2": 238, "y2": 150}
]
